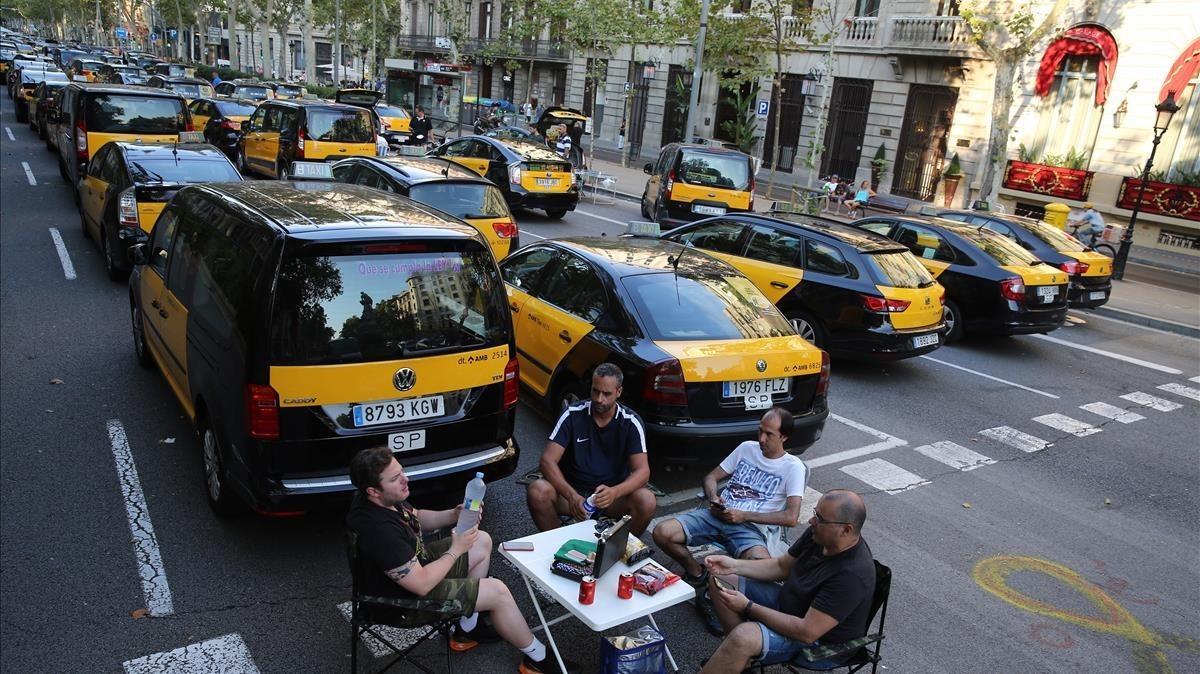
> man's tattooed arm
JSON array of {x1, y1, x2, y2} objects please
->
[{"x1": 385, "y1": 560, "x2": 416, "y2": 586}]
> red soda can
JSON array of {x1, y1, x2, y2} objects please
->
[
  {"x1": 579, "y1": 575, "x2": 596, "y2": 605},
  {"x1": 618, "y1": 572, "x2": 634, "y2": 599}
]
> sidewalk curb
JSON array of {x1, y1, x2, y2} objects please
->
[{"x1": 1082, "y1": 306, "x2": 1200, "y2": 338}]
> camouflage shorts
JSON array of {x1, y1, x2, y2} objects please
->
[{"x1": 367, "y1": 537, "x2": 479, "y2": 627}]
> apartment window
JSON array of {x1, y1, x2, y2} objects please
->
[
  {"x1": 479, "y1": 2, "x2": 493, "y2": 39},
  {"x1": 855, "y1": 0, "x2": 880, "y2": 16},
  {"x1": 732, "y1": 0, "x2": 751, "y2": 13},
  {"x1": 1029, "y1": 56, "x2": 1103, "y2": 163},
  {"x1": 937, "y1": 0, "x2": 960, "y2": 15},
  {"x1": 1162, "y1": 77, "x2": 1200, "y2": 183}
]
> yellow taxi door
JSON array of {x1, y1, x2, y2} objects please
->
[
  {"x1": 518, "y1": 253, "x2": 602, "y2": 396},
  {"x1": 439, "y1": 139, "x2": 486, "y2": 175},
  {"x1": 189, "y1": 100, "x2": 210, "y2": 131},
  {"x1": 258, "y1": 107, "x2": 282, "y2": 176},
  {"x1": 506, "y1": 286, "x2": 541, "y2": 392},
  {"x1": 243, "y1": 107, "x2": 267, "y2": 168},
  {"x1": 147, "y1": 211, "x2": 192, "y2": 416},
  {"x1": 140, "y1": 211, "x2": 178, "y2": 376},
  {"x1": 80, "y1": 144, "x2": 114, "y2": 233},
  {"x1": 728, "y1": 224, "x2": 805, "y2": 304}
]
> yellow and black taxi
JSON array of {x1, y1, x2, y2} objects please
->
[
  {"x1": 13, "y1": 66, "x2": 66, "y2": 122},
  {"x1": 430, "y1": 134, "x2": 580, "y2": 219},
  {"x1": 147, "y1": 62, "x2": 191, "y2": 78},
  {"x1": 188, "y1": 96, "x2": 258, "y2": 161},
  {"x1": 214, "y1": 78, "x2": 274, "y2": 101},
  {"x1": 499, "y1": 237, "x2": 829, "y2": 457},
  {"x1": 936, "y1": 210, "x2": 1113, "y2": 309},
  {"x1": 237, "y1": 98, "x2": 377, "y2": 179},
  {"x1": 852, "y1": 215, "x2": 1070, "y2": 341},
  {"x1": 52, "y1": 83, "x2": 193, "y2": 189},
  {"x1": 329, "y1": 156, "x2": 520, "y2": 259},
  {"x1": 265, "y1": 81, "x2": 305, "y2": 99},
  {"x1": 641, "y1": 143, "x2": 756, "y2": 230},
  {"x1": 79, "y1": 139, "x2": 241, "y2": 279},
  {"x1": 146, "y1": 75, "x2": 215, "y2": 101},
  {"x1": 661, "y1": 211, "x2": 945, "y2": 359},
  {"x1": 332, "y1": 88, "x2": 411, "y2": 145},
  {"x1": 67, "y1": 57, "x2": 106, "y2": 81},
  {"x1": 31, "y1": 77, "x2": 68, "y2": 140},
  {"x1": 532, "y1": 105, "x2": 589, "y2": 138},
  {"x1": 98, "y1": 63, "x2": 146, "y2": 85},
  {"x1": 126, "y1": 181, "x2": 521, "y2": 515}
]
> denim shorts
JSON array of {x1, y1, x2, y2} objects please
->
[
  {"x1": 738, "y1": 578, "x2": 841, "y2": 669},
  {"x1": 675, "y1": 508, "x2": 768, "y2": 557}
]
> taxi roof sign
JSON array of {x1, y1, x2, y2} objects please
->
[
  {"x1": 288, "y1": 161, "x2": 334, "y2": 181},
  {"x1": 178, "y1": 131, "x2": 205, "y2": 144},
  {"x1": 626, "y1": 221, "x2": 661, "y2": 238}
]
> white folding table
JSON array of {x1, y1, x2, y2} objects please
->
[{"x1": 500, "y1": 521, "x2": 695, "y2": 672}]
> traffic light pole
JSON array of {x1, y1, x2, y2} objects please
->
[{"x1": 682, "y1": 0, "x2": 710, "y2": 145}]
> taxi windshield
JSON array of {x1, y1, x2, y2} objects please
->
[
  {"x1": 168, "y1": 83, "x2": 212, "y2": 98},
  {"x1": 84, "y1": 94, "x2": 187, "y2": 134},
  {"x1": 274, "y1": 85, "x2": 303, "y2": 97},
  {"x1": 958, "y1": 227, "x2": 1043, "y2": 266},
  {"x1": 236, "y1": 86, "x2": 271, "y2": 100},
  {"x1": 376, "y1": 105, "x2": 408, "y2": 118},
  {"x1": 214, "y1": 100, "x2": 257, "y2": 116},
  {"x1": 1018, "y1": 219, "x2": 1088, "y2": 251},
  {"x1": 270, "y1": 247, "x2": 509, "y2": 364},
  {"x1": 678, "y1": 151, "x2": 750, "y2": 191},
  {"x1": 128, "y1": 158, "x2": 241, "y2": 183},
  {"x1": 623, "y1": 272, "x2": 792, "y2": 340},
  {"x1": 408, "y1": 183, "x2": 509, "y2": 219},
  {"x1": 863, "y1": 251, "x2": 936, "y2": 288},
  {"x1": 308, "y1": 109, "x2": 374, "y2": 142}
]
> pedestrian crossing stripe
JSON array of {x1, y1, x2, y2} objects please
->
[
  {"x1": 1079, "y1": 402, "x2": 1145, "y2": 424},
  {"x1": 1120, "y1": 391, "x2": 1182, "y2": 411},
  {"x1": 914, "y1": 441, "x2": 997, "y2": 471},
  {"x1": 840, "y1": 458, "x2": 930, "y2": 494},
  {"x1": 1158, "y1": 383, "x2": 1200, "y2": 402},
  {"x1": 979, "y1": 426, "x2": 1050, "y2": 453},
  {"x1": 337, "y1": 601, "x2": 434, "y2": 659},
  {"x1": 1032, "y1": 413, "x2": 1102, "y2": 437},
  {"x1": 123, "y1": 633, "x2": 259, "y2": 673}
]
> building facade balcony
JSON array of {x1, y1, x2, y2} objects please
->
[
  {"x1": 394, "y1": 35, "x2": 569, "y2": 62},
  {"x1": 831, "y1": 15, "x2": 982, "y2": 58}
]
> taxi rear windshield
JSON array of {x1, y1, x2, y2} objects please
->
[
  {"x1": 409, "y1": 183, "x2": 509, "y2": 220},
  {"x1": 1020, "y1": 219, "x2": 1087, "y2": 252},
  {"x1": 678, "y1": 151, "x2": 750, "y2": 191},
  {"x1": 863, "y1": 252, "x2": 936, "y2": 289},
  {"x1": 308, "y1": 109, "x2": 374, "y2": 142},
  {"x1": 168, "y1": 83, "x2": 213, "y2": 99},
  {"x1": 274, "y1": 85, "x2": 303, "y2": 97},
  {"x1": 270, "y1": 247, "x2": 509, "y2": 364},
  {"x1": 85, "y1": 94, "x2": 187, "y2": 134},
  {"x1": 377, "y1": 105, "x2": 409, "y2": 118},
  {"x1": 236, "y1": 86, "x2": 271, "y2": 100},
  {"x1": 129, "y1": 158, "x2": 241, "y2": 183},
  {"x1": 623, "y1": 273, "x2": 792, "y2": 341},
  {"x1": 214, "y1": 100, "x2": 257, "y2": 116},
  {"x1": 959, "y1": 227, "x2": 1044, "y2": 267}
]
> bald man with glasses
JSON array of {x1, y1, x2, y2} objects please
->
[{"x1": 698, "y1": 489, "x2": 876, "y2": 673}]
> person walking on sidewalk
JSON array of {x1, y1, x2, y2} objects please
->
[{"x1": 652, "y1": 407, "x2": 807, "y2": 635}]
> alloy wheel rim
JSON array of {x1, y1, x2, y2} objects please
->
[
  {"x1": 791, "y1": 318, "x2": 816, "y2": 344},
  {"x1": 203, "y1": 429, "x2": 222, "y2": 501},
  {"x1": 943, "y1": 305, "x2": 956, "y2": 332}
]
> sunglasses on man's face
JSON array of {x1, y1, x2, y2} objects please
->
[{"x1": 812, "y1": 511, "x2": 851, "y2": 527}]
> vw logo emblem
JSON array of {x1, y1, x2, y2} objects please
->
[
  {"x1": 393, "y1": 368, "x2": 416, "y2": 392},
  {"x1": 756, "y1": 359, "x2": 767, "y2": 373},
  {"x1": 925, "y1": 296, "x2": 931, "y2": 305}
]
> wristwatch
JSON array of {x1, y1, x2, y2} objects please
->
[{"x1": 740, "y1": 600, "x2": 755, "y2": 621}]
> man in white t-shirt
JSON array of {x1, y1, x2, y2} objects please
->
[{"x1": 652, "y1": 407, "x2": 807, "y2": 633}]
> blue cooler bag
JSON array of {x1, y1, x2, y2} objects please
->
[{"x1": 599, "y1": 625, "x2": 666, "y2": 674}]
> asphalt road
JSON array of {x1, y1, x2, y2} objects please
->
[{"x1": 2, "y1": 94, "x2": 1198, "y2": 674}]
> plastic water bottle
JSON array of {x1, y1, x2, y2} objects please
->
[
  {"x1": 582, "y1": 493, "x2": 598, "y2": 518},
  {"x1": 455, "y1": 472, "x2": 486, "y2": 534}
]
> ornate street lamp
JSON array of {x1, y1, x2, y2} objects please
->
[{"x1": 1112, "y1": 91, "x2": 1181, "y2": 280}]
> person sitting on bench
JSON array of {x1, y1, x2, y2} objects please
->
[{"x1": 845, "y1": 181, "x2": 875, "y2": 217}]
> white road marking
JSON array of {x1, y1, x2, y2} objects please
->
[
  {"x1": 1080, "y1": 401, "x2": 1145, "y2": 424},
  {"x1": 919, "y1": 355, "x2": 1060, "y2": 399},
  {"x1": 913, "y1": 441, "x2": 996, "y2": 471},
  {"x1": 805, "y1": 414, "x2": 907, "y2": 468},
  {"x1": 123, "y1": 633, "x2": 259, "y2": 673},
  {"x1": 21, "y1": 161, "x2": 36, "y2": 185},
  {"x1": 1075, "y1": 311, "x2": 1200, "y2": 340},
  {"x1": 519, "y1": 229, "x2": 547, "y2": 240},
  {"x1": 1031, "y1": 334, "x2": 1183, "y2": 375},
  {"x1": 840, "y1": 458, "x2": 930, "y2": 494},
  {"x1": 1191, "y1": 376, "x2": 1200, "y2": 383},
  {"x1": 107, "y1": 419, "x2": 174, "y2": 617},
  {"x1": 5, "y1": 127, "x2": 15, "y2": 141},
  {"x1": 575, "y1": 209, "x2": 629, "y2": 226},
  {"x1": 979, "y1": 426, "x2": 1050, "y2": 453},
  {"x1": 337, "y1": 601, "x2": 432, "y2": 658},
  {"x1": 48, "y1": 228, "x2": 76, "y2": 280},
  {"x1": 798, "y1": 485, "x2": 822, "y2": 525},
  {"x1": 1119, "y1": 391, "x2": 1183, "y2": 412},
  {"x1": 1158, "y1": 383, "x2": 1200, "y2": 402},
  {"x1": 1032, "y1": 413, "x2": 1102, "y2": 437}
]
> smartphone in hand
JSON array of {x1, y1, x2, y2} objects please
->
[{"x1": 714, "y1": 576, "x2": 736, "y2": 592}]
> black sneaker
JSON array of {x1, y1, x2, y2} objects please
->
[
  {"x1": 683, "y1": 569, "x2": 710, "y2": 589},
  {"x1": 519, "y1": 653, "x2": 580, "y2": 674},
  {"x1": 455, "y1": 619, "x2": 503, "y2": 645},
  {"x1": 695, "y1": 588, "x2": 724, "y2": 637}
]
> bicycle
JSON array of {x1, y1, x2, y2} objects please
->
[{"x1": 1067, "y1": 221, "x2": 1116, "y2": 258}]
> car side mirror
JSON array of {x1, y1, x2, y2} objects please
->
[
  {"x1": 127, "y1": 243, "x2": 148, "y2": 266},
  {"x1": 643, "y1": 163, "x2": 654, "y2": 175}
]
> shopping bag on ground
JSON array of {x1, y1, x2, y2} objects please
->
[{"x1": 599, "y1": 625, "x2": 666, "y2": 674}]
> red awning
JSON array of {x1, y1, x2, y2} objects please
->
[
  {"x1": 1160, "y1": 36, "x2": 1200, "y2": 104},
  {"x1": 1035, "y1": 25, "x2": 1119, "y2": 105}
]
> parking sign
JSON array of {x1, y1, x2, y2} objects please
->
[{"x1": 757, "y1": 100, "x2": 770, "y2": 117}]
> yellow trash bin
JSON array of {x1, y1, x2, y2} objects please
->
[{"x1": 1043, "y1": 202, "x2": 1070, "y2": 230}]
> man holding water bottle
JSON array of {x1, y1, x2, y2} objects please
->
[{"x1": 526, "y1": 363, "x2": 658, "y2": 535}]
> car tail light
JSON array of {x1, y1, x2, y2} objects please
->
[
  {"x1": 118, "y1": 188, "x2": 139, "y2": 229},
  {"x1": 939, "y1": 288, "x2": 946, "y2": 305},
  {"x1": 748, "y1": 174, "x2": 755, "y2": 212},
  {"x1": 1058, "y1": 260, "x2": 1088, "y2": 275},
  {"x1": 219, "y1": 119, "x2": 241, "y2": 131},
  {"x1": 245, "y1": 383, "x2": 280, "y2": 440},
  {"x1": 296, "y1": 125, "x2": 307, "y2": 158},
  {"x1": 815, "y1": 351, "x2": 831, "y2": 397},
  {"x1": 999, "y1": 277, "x2": 1026, "y2": 302},
  {"x1": 664, "y1": 169, "x2": 675, "y2": 200},
  {"x1": 860, "y1": 294, "x2": 910, "y2": 313},
  {"x1": 492, "y1": 221, "x2": 518, "y2": 239},
  {"x1": 503, "y1": 358, "x2": 519, "y2": 408},
  {"x1": 509, "y1": 162, "x2": 523, "y2": 185},
  {"x1": 75, "y1": 117, "x2": 87, "y2": 160},
  {"x1": 642, "y1": 359, "x2": 687, "y2": 406}
]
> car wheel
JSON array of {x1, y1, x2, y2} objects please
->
[
  {"x1": 131, "y1": 299, "x2": 153, "y2": 369},
  {"x1": 788, "y1": 311, "x2": 827, "y2": 349},
  {"x1": 942, "y1": 299, "x2": 964, "y2": 344},
  {"x1": 557, "y1": 379, "x2": 588, "y2": 412},
  {"x1": 102, "y1": 224, "x2": 128, "y2": 281},
  {"x1": 640, "y1": 194, "x2": 651, "y2": 220},
  {"x1": 545, "y1": 208, "x2": 567, "y2": 219},
  {"x1": 237, "y1": 148, "x2": 249, "y2": 174},
  {"x1": 200, "y1": 420, "x2": 247, "y2": 517}
]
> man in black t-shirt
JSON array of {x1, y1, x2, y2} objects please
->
[
  {"x1": 346, "y1": 447, "x2": 575, "y2": 673},
  {"x1": 526, "y1": 363, "x2": 657, "y2": 535},
  {"x1": 698, "y1": 490, "x2": 876, "y2": 673}
]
